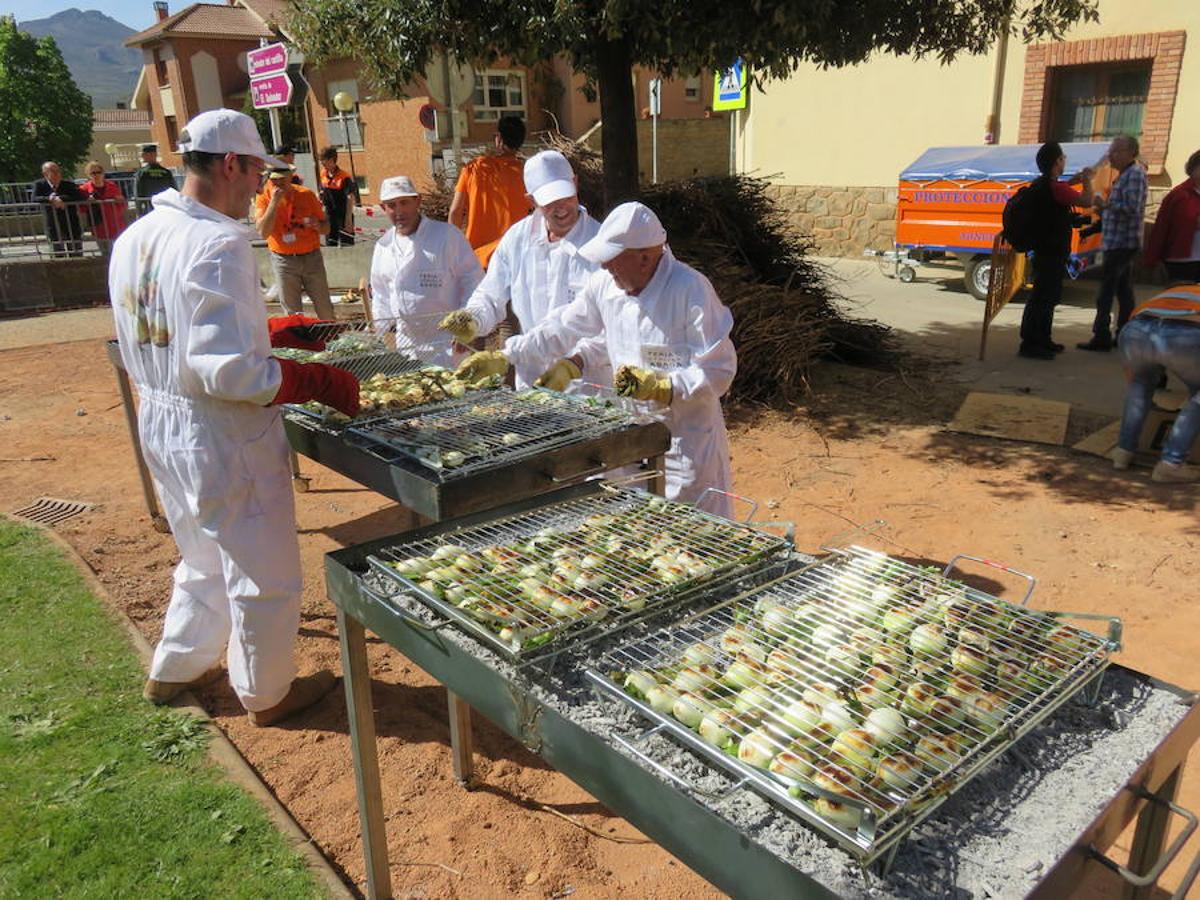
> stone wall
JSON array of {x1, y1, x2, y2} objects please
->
[
  {"x1": 766, "y1": 185, "x2": 898, "y2": 257},
  {"x1": 767, "y1": 184, "x2": 1173, "y2": 259}
]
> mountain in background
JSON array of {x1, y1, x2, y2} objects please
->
[{"x1": 18, "y1": 8, "x2": 143, "y2": 110}]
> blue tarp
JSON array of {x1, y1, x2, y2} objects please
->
[{"x1": 899, "y1": 142, "x2": 1110, "y2": 182}]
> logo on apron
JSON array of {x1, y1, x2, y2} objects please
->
[
  {"x1": 642, "y1": 344, "x2": 687, "y2": 369},
  {"x1": 417, "y1": 270, "x2": 444, "y2": 290}
]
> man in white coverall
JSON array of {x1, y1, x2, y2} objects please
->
[
  {"x1": 457, "y1": 202, "x2": 738, "y2": 517},
  {"x1": 370, "y1": 175, "x2": 482, "y2": 367},
  {"x1": 108, "y1": 109, "x2": 360, "y2": 726},
  {"x1": 438, "y1": 150, "x2": 609, "y2": 389}
]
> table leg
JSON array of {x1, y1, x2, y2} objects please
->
[
  {"x1": 1124, "y1": 764, "x2": 1182, "y2": 900},
  {"x1": 337, "y1": 607, "x2": 392, "y2": 900},
  {"x1": 290, "y1": 448, "x2": 311, "y2": 492},
  {"x1": 111, "y1": 360, "x2": 169, "y2": 533},
  {"x1": 647, "y1": 453, "x2": 666, "y2": 497},
  {"x1": 447, "y1": 690, "x2": 475, "y2": 787}
]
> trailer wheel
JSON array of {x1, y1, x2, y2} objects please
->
[
  {"x1": 898, "y1": 266, "x2": 916, "y2": 283},
  {"x1": 964, "y1": 256, "x2": 992, "y2": 301}
]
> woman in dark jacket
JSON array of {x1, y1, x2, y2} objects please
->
[
  {"x1": 32, "y1": 160, "x2": 85, "y2": 257},
  {"x1": 1145, "y1": 149, "x2": 1200, "y2": 283}
]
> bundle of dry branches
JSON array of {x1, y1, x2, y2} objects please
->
[{"x1": 426, "y1": 134, "x2": 901, "y2": 404}]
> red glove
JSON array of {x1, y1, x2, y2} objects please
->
[
  {"x1": 268, "y1": 314, "x2": 333, "y2": 351},
  {"x1": 272, "y1": 359, "x2": 361, "y2": 417}
]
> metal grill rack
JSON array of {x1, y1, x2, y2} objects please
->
[
  {"x1": 586, "y1": 545, "x2": 1122, "y2": 868},
  {"x1": 272, "y1": 315, "x2": 432, "y2": 379},
  {"x1": 347, "y1": 389, "x2": 637, "y2": 478},
  {"x1": 365, "y1": 486, "x2": 791, "y2": 660}
]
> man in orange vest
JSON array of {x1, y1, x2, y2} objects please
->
[
  {"x1": 1111, "y1": 281, "x2": 1200, "y2": 482},
  {"x1": 255, "y1": 165, "x2": 334, "y2": 319},
  {"x1": 448, "y1": 115, "x2": 531, "y2": 268}
]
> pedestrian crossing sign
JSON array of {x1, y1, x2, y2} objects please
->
[{"x1": 712, "y1": 58, "x2": 747, "y2": 111}]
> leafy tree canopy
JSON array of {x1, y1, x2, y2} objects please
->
[
  {"x1": 288, "y1": 0, "x2": 1098, "y2": 202},
  {"x1": 0, "y1": 16, "x2": 93, "y2": 184}
]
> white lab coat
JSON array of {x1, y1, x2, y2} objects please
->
[
  {"x1": 108, "y1": 189, "x2": 300, "y2": 712},
  {"x1": 370, "y1": 215, "x2": 482, "y2": 367},
  {"x1": 465, "y1": 207, "x2": 610, "y2": 388},
  {"x1": 505, "y1": 247, "x2": 737, "y2": 517}
]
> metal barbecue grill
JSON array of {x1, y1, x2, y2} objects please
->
[
  {"x1": 586, "y1": 545, "x2": 1123, "y2": 868},
  {"x1": 364, "y1": 485, "x2": 791, "y2": 660},
  {"x1": 347, "y1": 388, "x2": 637, "y2": 477}
]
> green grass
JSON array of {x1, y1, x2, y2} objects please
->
[{"x1": 0, "y1": 518, "x2": 328, "y2": 899}]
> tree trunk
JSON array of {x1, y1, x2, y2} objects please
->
[{"x1": 595, "y1": 35, "x2": 638, "y2": 211}]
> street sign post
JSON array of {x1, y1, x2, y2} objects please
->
[
  {"x1": 247, "y1": 42, "x2": 288, "y2": 79},
  {"x1": 250, "y1": 74, "x2": 293, "y2": 109},
  {"x1": 712, "y1": 58, "x2": 748, "y2": 111},
  {"x1": 648, "y1": 78, "x2": 662, "y2": 183},
  {"x1": 713, "y1": 58, "x2": 748, "y2": 175}
]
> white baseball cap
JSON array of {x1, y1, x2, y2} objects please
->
[
  {"x1": 379, "y1": 175, "x2": 420, "y2": 202},
  {"x1": 176, "y1": 109, "x2": 285, "y2": 167},
  {"x1": 523, "y1": 150, "x2": 577, "y2": 207},
  {"x1": 580, "y1": 202, "x2": 667, "y2": 264}
]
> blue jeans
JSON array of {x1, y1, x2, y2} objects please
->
[{"x1": 1117, "y1": 316, "x2": 1200, "y2": 465}]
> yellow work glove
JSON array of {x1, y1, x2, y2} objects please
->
[
  {"x1": 614, "y1": 365, "x2": 673, "y2": 405},
  {"x1": 456, "y1": 350, "x2": 510, "y2": 383},
  {"x1": 438, "y1": 309, "x2": 478, "y2": 345},
  {"x1": 534, "y1": 357, "x2": 582, "y2": 392}
]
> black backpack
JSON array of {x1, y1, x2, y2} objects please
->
[{"x1": 1001, "y1": 177, "x2": 1052, "y2": 252}]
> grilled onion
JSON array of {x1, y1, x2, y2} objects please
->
[
  {"x1": 831, "y1": 728, "x2": 877, "y2": 779},
  {"x1": 738, "y1": 727, "x2": 781, "y2": 769},
  {"x1": 623, "y1": 670, "x2": 658, "y2": 699},
  {"x1": 645, "y1": 685, "x2": 680, "y2": 715},
  {"x1": 927, "y1": 695, "x2": 965, "y2": 731},
  {"x1": 909, "y1": 622, "x2": 947, "y2": 657},
  {"x1": 821, "y1": 699, "x2": 857, "y2": 735},
  {"x1": 969, "y1": 691, "x2": 1007, "y2": 732},
  {"x1": 722, "y1": 658, "x2": 771, "y2": 691},
  {"x1": 769, "y1": 746, "x2": 817, "y2": 784},
  {"x1": 699, "y1": 709, "x2": 737, "y2": 749},
  {"x1": 682, "y1": 641, "x2": 716, "y2": 668},
  {"x1": 875, "y1": 751, "x2": 922, "y2": 791},
  {"x1": 781, "y1": 698, "x2": 824, "y2": 734},
  {"x1": 672, "y1": 664, "x2": 719, "y2": 695},
  {"x1": 950, "y1": 643, "x2": 991, "y2": 677},
  {"x1": 915, "y1": 733, "x2": 958, "y2": 772},
  {"x1": 812, "y1": 623, "x2": 847, "y2": 650},
  {"x1": 672, "y1": 691, "x2": 712, "y2": 728},
  {"x1": 864, "y1": 707, "x2": 907, "y2": 746}
]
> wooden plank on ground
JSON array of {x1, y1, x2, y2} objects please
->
[
  {"x1": 1073, "y1": 419, "x2": 1121, "y2": 457},
  {"x1": 947, "y1": 391, "x2": 1070, "y2": 446}
]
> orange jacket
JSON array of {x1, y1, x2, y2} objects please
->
[{"x1": 255, "y1": 182, "x2": 326, "y2": 255}]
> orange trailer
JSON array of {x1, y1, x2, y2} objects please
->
[{"x1": 889, "y1": 143, "x2": 1111, "y2": 299}]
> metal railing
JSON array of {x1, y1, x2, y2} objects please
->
[{"x1": 0, "y1": 196, "x2": 133, "y2": 260}]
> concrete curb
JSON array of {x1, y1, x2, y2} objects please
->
[{"x1": 12, "y1": 516, "x2": 356, "y2": 900}]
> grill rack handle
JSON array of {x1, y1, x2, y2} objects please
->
[
  {"x1": 697, "y1": 487, "x2": 758, "y2": 523},
  {"x1": 612, "y1": 723, "x2": 749, "y2": 802},
  {"x1": 359, "y1": 562, "x2": 455, "y2": 635},
  {"x1": 941, "y1": 553, "x2": 1037, "y2": 607},
  {"x1": 1088, "y1": 784, "x2": 1199, "y2": 898}
]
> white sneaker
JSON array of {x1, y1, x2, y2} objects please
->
[
  {"x1": 1110, "y1": 447, "x2": 1134, "y2": 471},
  {"x1": 1151, "y1": 461, "x2": 1200, "y2": 483}
]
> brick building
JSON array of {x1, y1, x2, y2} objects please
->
[
  {"x1": 126, "y1": 2, "x2": 274, "y2": 167},
  {"x1": 126, "y1": 0, "x2": 722, "y2": 201}
]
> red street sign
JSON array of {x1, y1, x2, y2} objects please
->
[
  {"x1": 418, "y1": 103, "x2": 436, "y2": 130},
  {"x1": 247, "y1": 43, "x2": 288, "y2": 78},
  {"x1": 251, "y1": 74, "x2": 292, "y2": 109}
]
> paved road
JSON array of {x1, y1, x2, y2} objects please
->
[
  {"x1": 0, "y1": 256, "x2": 1159, "y2": 419},
  {"x1": 821, "y1": 257, "x2": 1161, "y2": 417}
]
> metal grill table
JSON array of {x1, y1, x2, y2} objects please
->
[
  {"x1": 586, "y1": 546, "x2": 1121, "y2": 868},
  {"x1": 323, "y1": 521, "x2": 1200, "y2": 900},
  {"x1": 365, "y1": 486, "x2": 789, "y2": 660}
]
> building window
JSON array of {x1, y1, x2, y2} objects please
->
[
  {"x1": 1018, "y1": 31, "x2": 1185, "y2": 174},
  {"x1": 684, "y1": 75, "x2": 701, "y2": 102},
  {"x1": 1048, "y1": 63, "x2": 1150, "y2": 144},
  {"x1": 153, "y1": 48, "x2": 169, "y2": 86},
  {"x1": 472, "y1": 70, "x2": 525, "y2": 121},
  {"x1": 163, "y1": 115, "x2": 178, "y2": 150}
]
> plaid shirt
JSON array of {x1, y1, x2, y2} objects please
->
[{"x1": 1101, "y1": 163, "x2": 1148, "y2": 250}]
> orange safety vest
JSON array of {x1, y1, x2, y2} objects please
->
[{"x1": 1131, "y1": 283, "x2": 1200, "y2": 320}]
